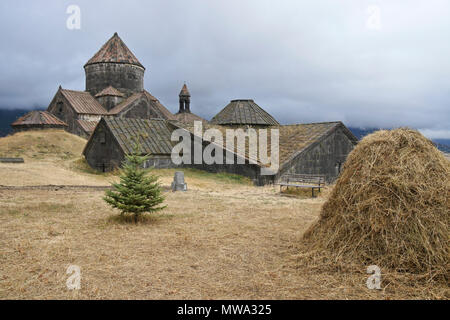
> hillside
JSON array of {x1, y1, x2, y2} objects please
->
[
  {"x1": 0, "y1": 129, "x2": 87, "y2": 160},
  {"x1": 0, "y1": 130, "x2": 108, "y2": 186},
  {"x1": 0, "y1": 129, "x2": 253, "y2": 188}
]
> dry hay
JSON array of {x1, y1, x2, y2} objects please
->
[{"x1": 301, "y1": 128, "x2": 449, "y2": 283}]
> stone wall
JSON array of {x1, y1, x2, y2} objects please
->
[
  {"x1": 85, "y1": 63, "x2": 144, "y2": 97},
  {"x1": 47, "y1": 92, "x2": 78, "y2": 134},
  {"x1": 12, "y1": 125, "x2": 67, "y2": 133},
  {"x1": 278, "y1": 125, "x2": 356, "y2": 183},
  {"x1": 96, "y1": 95, "x2": 124, "y2": 111},
  {"x1": 83, "y1": 121, "x2": 124, "y2": 172},
  {"x1": 116, "y1": 98, "x2": 162, "y2": 119}
]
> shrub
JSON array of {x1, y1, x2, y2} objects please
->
[{"x1": 104, "y1": 150, "x2": 166, "y2": 222}]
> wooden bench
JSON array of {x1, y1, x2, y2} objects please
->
[{"x1": 277, "y1": 174, "x2": 326, "y2": 197}]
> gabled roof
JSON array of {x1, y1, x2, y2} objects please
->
[
  {"x1": 108, "y1": 90, "x2": 175, "y2": 120},
  {"x1": 211, "y1": 99, "x2": 280, "y2": 126},
  {"x1": 277, "y1": 122, "x2": 358, "y2": 165},
  {"x1": 95, "y1": 86, "x2": 125, "y2": 98},
  {"x1": 176, "y1": 121, "x2": 357, "y2": 167},
  {"x1": 85, "y1": 32, "x2": 144, "y2": 69},
  {"x1": 108, "y1": 92, "x2": 142, "y2": 115},
  {"x1": 179, "y1": 83, "x2": 190, "y2": 97},
  {"x1": 143, "y1": 90, "x2": 175, "y2": 120},
  {"x1": 59, "y1": 89, "x2": 108, "y2": 115},
  {"x1": 76, "y1": 120, "x2": 99, "y2": 134},
  {"x1": 173, "y1": 111, "x2": 207, "y2": 125},
  {"x1": 97, "y1": 117, "x2": 174, "y2": 155},
  {"x1": 11, "y1": 111, "x2": 67, "y2": 127}
]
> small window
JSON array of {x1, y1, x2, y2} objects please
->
[
  {"x1": 56, "y1": 102, "x2": 63, "y2": 114},
  {"x1": 99, "y1": 132, "x2": 106, "y2": 144}
]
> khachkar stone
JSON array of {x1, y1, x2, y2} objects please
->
[{"x1": 171, "y1": 171, "x2": 187, "y2": 192}]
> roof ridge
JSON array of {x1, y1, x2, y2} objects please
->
[
  {"x1": 281, "y1": 121, "x2": 342, "y2": 127},
  {"x1": 95, "y1": 86, "x2": 125, "y2": 97}
]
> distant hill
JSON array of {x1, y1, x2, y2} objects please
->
[
  {"x1": 0, "y1": 109, "x2": 37, "y2": 137},
  {"x1": 349, "y1": 127, "x2": 450, "y2": 153}
]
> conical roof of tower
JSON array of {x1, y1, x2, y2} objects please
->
[
  {"x1": 85, "y1": 32, "x2": 144, "y2": 69},
  {"x1": 179, "y1": 83, "x2": 190, "y2": 96},
  {"x1": 210, "y1": 99, "x2": 279, "y2": 126}
]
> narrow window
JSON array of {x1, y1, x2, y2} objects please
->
[{"x1": 57, "y1": 102, "x2": 63, "y2": 115}]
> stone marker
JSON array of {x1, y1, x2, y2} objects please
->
[{"x1": 171, "y1": 171, "x2": 187, "y2": 192}]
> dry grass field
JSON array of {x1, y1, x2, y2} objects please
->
[{"x1": 0, "y1": 130, "x2": 448, "y2": 299}]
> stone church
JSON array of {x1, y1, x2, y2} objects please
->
[
  {"x1": 45, "y1": 32, "x2": 204, "y2": 138},
  {"x1": 12, "y1": 32, "x2": 358, "y2": 184}
]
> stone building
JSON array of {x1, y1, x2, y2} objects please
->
[
  {"x1": 17, "y1": 32, "x2": 359, "y2": 183},
  {"x1": 83, "y1": 117, "x2": 264, "y2": 179},
  {"x1": 84, "y1": 98, "x2": 358, "y2": 183},
  {"x1": 84, "y1": 32, "x2": 145, "y2": 97},
  {"x1": 45, "y1": 33, "x2": 201, "y2": 138},
  {"x1": 11, "y1": 110, "x2": 68, "y2": 133}
]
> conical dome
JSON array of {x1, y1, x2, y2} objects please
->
[
  {"x1": 84, "y1": 33, "x2": 145, "y2": 97},
  {"x1": 85, "y1": 32, "x2": 144, "y2": 69}
]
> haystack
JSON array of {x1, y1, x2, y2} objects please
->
[{"x1": 302, "y1": 128, "x2": 449, "y2": 280}]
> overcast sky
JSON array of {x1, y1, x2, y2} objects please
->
[{"x1": 0, "y1": 0, "x2": 449, "y2": 138}]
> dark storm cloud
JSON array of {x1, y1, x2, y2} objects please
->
[{"x1": 0, "y1": 0, "x2": 449, "y2": 138}]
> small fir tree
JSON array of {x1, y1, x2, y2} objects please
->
[{"x1": 104, "y1": 147, "x2": 166, "y2": 222}]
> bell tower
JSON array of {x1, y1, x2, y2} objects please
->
[{"x1": 178, "y1": 83, "x2": 191, "y2": 113}]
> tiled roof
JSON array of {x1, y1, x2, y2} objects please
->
[
  {"x1": 108, "y1": 90, "x2": 175, "y2": 120},
  {"x1": 179, "y1": 83, "x2": 190, "y2": 96},
  {"x1": 175, "y1": 121, "x2": 356, "y2": 167},
  {"x1": 173, "y1": 112, "x2": 207, "y2": 125},
  {"x1": 95, "y1": 86, "x2": 125, "y2": 98},
  {"x1": 210, "y1": 99, "x2": 280, "y2": 126},
  {"x1": 85, "y1": 33, "x2": 144, "y2": 69},
  {"x1": 77, "y1": 120, "x2": 99, "y2": 134},
  {"x1": 143, "y1": 90, "x2": 176, "y2": 120},
  {"x1": 11, "y1": 111, "x2": 68, "y2": 127},
  {"x1": 60, "y1": 89, "x2": 108, "y2": 115},
  {"x1": 277, "y1": 122, "x2": 355, "y2": 165},
  {"x1": 108, "y1": 92, "x2": 142, "y2": 115},
  {"x1": 103, "y1": 117, "x2": 174, "y2": 155}
]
